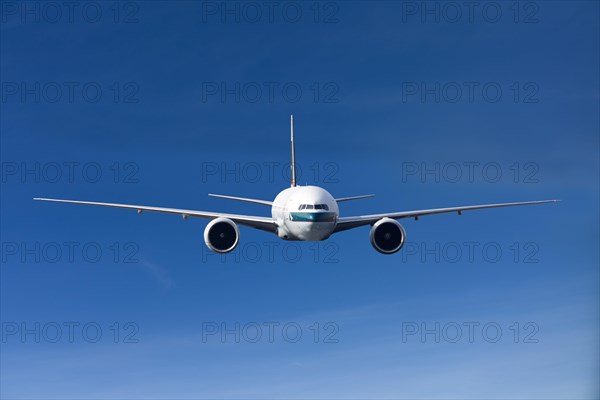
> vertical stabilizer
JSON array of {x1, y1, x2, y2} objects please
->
[{"x1": 290, "y1": 115, "x2": 297, "y2": 187}]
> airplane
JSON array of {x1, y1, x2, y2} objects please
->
[{"x1": 34, "y1": 116, "x2": 559, "y2": 254}]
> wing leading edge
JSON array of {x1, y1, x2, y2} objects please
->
[
  {"x1": 335, "y1": 194, "x2": 375, "y2": 202},
  {"x1": 33, "y1": 198, "x2": 278, "y2": 233},
  {"x1": 207, "y1": 194, "x2": 273, "y2": 206},
  {"x1": 334, "y1": 200, "x2": 560, "y2": 233}
]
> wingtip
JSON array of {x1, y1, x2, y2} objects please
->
[{"x1": 536, "y1": 199, "x2": 560, "y2": 204}]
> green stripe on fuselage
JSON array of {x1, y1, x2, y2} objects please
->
[{"x1": 289, "y1": 212, "x2": 336, "y2": 222}]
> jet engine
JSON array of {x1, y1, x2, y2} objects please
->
[
  {"x1": 370, "y1": 217, "x2": 406, "y2": 254},
  {"x1": 204, "y1": 217, "x2": 240, "y2": 253}
]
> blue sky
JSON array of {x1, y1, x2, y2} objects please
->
[{"x1": 1, "y1": 1, "x2": 598, "y2": 398}]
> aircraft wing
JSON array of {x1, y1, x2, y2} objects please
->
[
  {"x1": 34, "y1": 198, "x2": 278, "y2": 233},
  {"x1": 208, "y1": 194, "x2": 273, "y2": 206},
  {"x1": 335, "y1": 194, "x2": 375, "y2": 202},
  {"x1": 334, "y1": 200, "x2": 559, "y2": 233}
]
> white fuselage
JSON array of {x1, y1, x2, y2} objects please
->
[{"x1": 271, "y1": 185, "x2": 339, "y2": 241}]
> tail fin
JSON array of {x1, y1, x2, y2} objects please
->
[{"x1": 290, "y1": 114, "x2": 297, "y2": 187}]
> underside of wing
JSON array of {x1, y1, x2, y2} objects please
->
[
  {"x1": 334, "y1": 200, "x2": 560, "y2": 233},
  {"x1": 34, "y1": 198, "x2": 278, "y2": 233}
]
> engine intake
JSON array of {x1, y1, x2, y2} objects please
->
[
  {"x1": 204, "y1": 217, "x2": 240, "y2": 253},
  {"x1": 370, "y1": 218, "x2": 406, "y2": 254}
]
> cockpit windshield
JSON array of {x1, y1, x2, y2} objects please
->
[{"x1": 298, "y1": 204, "x2": 329, "y2": 211}]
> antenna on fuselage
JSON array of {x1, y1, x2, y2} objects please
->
[{"x1": 290, "y1": 114, "x2": 297, "y2": 187}]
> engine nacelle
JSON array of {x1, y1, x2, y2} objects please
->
[
  {"x1": 204, "y1": 217, "x2": 240, "y2": 253},
  {"x1": 369, "y1": 218, "x2": 406, "y2": 254}
]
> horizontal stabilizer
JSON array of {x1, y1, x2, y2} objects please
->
[
  {"x1": 335, "y1": 194, "x2": 375, "y2": 202},
  {"x1": 208, "y1": 194, "x2": 273, "y2": 206}
]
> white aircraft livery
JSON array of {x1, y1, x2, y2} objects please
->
[{"x1": 35, "y1": 116, "x2": 559, "y2": 254}]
